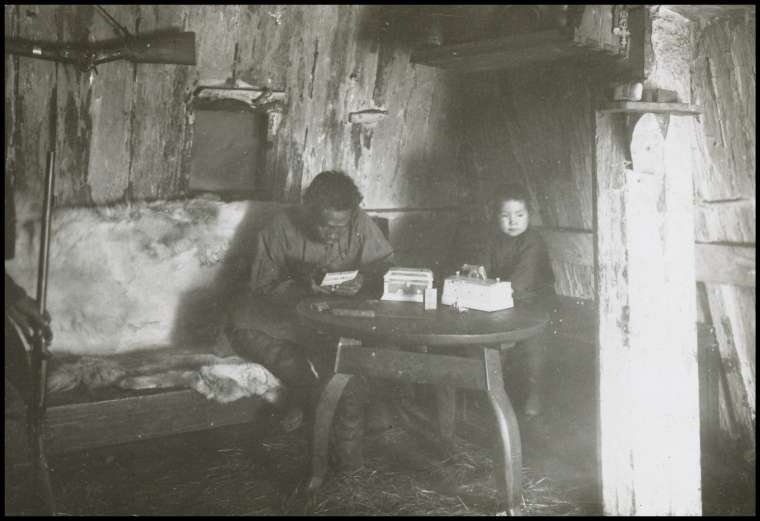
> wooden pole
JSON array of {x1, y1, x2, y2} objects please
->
[{"x1": 595, "y1": 6, "x2": 702, "y2": 515}]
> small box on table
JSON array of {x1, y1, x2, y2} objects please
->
[{"x1": 381, "y1": 267, "x2": 434, "y2": 303}]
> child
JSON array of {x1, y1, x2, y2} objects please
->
[{"x1": 460, "y1": 182, "x2": 555, "y2": 416}]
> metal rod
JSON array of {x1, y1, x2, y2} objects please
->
[
  {"x1": 36, "y1": 151, "x2": 55, "y2": 320},
  {"x1": 94, "y1": 4, "x2": 132, "y2": 38}
]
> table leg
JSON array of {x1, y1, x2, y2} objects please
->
[
  {"x1": 436, "y1": 384, "x2": 457, "y2": 442},
  {"x1": 483, "y1": 347, "x2": 523, "y2": 516},
  {"x1": 307, "y1": 372, "x2": 353, "y2": 492}
]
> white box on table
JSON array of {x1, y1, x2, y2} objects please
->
[
  {"x1": 381, "y1": 267, "x2": 434, "y2": 303},
  {"x1": 441, "y1": 275, "x2": 514, "y2": 312}
]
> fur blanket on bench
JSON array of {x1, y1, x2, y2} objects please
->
[{"x1": 47, "y1": 348, "x2": 283, "y2": 404}]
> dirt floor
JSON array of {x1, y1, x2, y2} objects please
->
[{"x1": 5, "y1": 336, "x2": 756, "y2": 516}]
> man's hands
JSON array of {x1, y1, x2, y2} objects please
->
[
  {"x1": 7, "y1": 292, "x2": 53, "y2": 343},
  {"x1": 310, "y1": 272, "x2": 364, "y2": 296}
]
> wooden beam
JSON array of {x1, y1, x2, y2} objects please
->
[
  {"x1": 595, "y1": 112, "x2": 636, "y2": 515},
  {"x1": 662, "y1": 4, "x2": 755, "y2": 23},
  {"x1": 410, "y1": 29, "x2": 621, "y2": 73},
  {"x1": 595, "y1": 107, "x2": 702, "y2": 515}
]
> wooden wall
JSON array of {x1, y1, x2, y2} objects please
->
[
  {"x1": 690, "y1": 12, "x2": 755, "y2": 455},
  {"x1": 454, "y1": 8, "x2": 756, "y2": 457},
  {"x1": 455, "y1": 62, "x2": 603, "y2": 299},
  {"x1": 4, "y1": 5, "x2": 464, "y2": 251}
]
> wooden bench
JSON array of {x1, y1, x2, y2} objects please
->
[{"x1": 42, "y1": 376, "x2": 264, "y2": 456}]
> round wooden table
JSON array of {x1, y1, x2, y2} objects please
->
[{"x1": 297, "y1": 297, "x2": 550, "y2": 515}]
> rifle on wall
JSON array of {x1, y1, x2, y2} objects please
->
[{"x1": 5, "y1": 5, "x2": 195, "y2": 72}]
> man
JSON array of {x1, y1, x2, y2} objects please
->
[
  {"x1": 5, "y1": 150, "x2": 54, "y2": 514},
  {"x1": 5, "y1": 274, "x2": 53, "y2": 406},
  {"x1": 226, "y1": 170, "x2": 393, "y2": 469}
]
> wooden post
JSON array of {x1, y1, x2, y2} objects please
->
[{"x1": 595, "y1": 6, "x2": 702, "y2": 516}]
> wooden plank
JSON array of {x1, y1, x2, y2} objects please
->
[
  {"x1": 128, "y1": 5, "x2": 194, "y2": 200},
  {"x1": 412, "y1": 29, "x2": 571, "y2": 64},
  {"x1": 336, "y1": 346, "x2": 487, "y2": 390},
  {"x1": 664, "y1": 4, "x2": 755, "y2": 23},
  {"x1": 85, "y1": 5, "x2": 135, "y2": 204},
  {"x1": 696, "y1": 243, "x2": 755, "y2": 287},
  {"x1": 12, "y1": 5, "x2": 59, "y2": 213},
  {"x1": 596, "y1": 109, "x2": 702, "y2": 514},
  {"x1": 5, "y1": 5, "x2": 20, "y2": 245},
  {"x1": 44, "y1": 389, "x2": 263, "y2": 455},
  {"x1": 411, "y1": 29, "x2": 608, "y2": 73},
  {"x1": 695, "y1": 200, "x2": 755, "y2": 243},
  {"x1": 692, "y1": 15, "x2": 755, "y2": 223},
  {"x1": 54, "y1": 5, "x2": 96, "y2": 207},
  {"x1": 697, "y1": 323, "x2": 721, "y2": 451},
  {"x1": 411, "y1": 7, "x2": 627, "y2": 72},
  {"x1": 660, "y1": 114, "x2": 703, "y2": 502},
  {"x1": 595, "y1": 112, "x2": 636, "y2": 515},
  {"x1": 186, "y1": 5, "x2": 240, "y2": 82},
  {"x1": 425, "y1": 45, "x2": 587, "y2": 74},
  {"x1": 705, "y1": 284, "x2": 756, "y2": 449}
]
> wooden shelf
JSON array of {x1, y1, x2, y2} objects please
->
[
  {"x1": 600, "y1": 101, "x2": 702, "y2": 116},
  {"x1": 410, "y1": 29, "x2": 622, "y2": 73}
]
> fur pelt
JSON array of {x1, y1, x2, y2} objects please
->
[
  {"x1": 5, "y1": 197, "x2": 283, "y2": 355},
  {"x1": 47, "y1": 348, "x2": 282, "y2": 404}
]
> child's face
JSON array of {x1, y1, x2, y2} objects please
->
[{"x1": 496, "y1": 199, "x2": 529, "y2": 237}]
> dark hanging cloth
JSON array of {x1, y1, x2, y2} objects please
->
[
  {"x1": 5, "y1": 107, "x2": 16, "y2": 260},
  {"x1": 5, "y1": 169, "x2": 16, "y2": 260}
]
